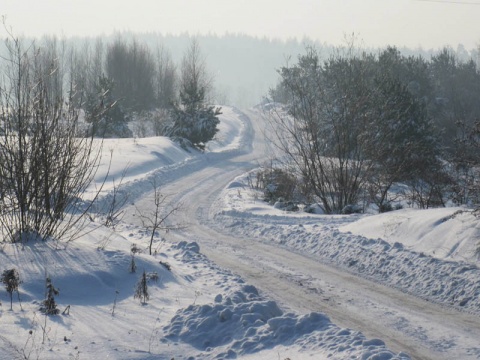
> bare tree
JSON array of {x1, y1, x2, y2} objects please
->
[
  {"x1": 266, "y1": 46, "x2": 374, "y2": 213},
  {"x1": 105, "y1": 37, "x2": 156, "y2": 112},
  {"x1": 68, "y1": 38, "x2": 105, "y2": 111},
  {"x1": 154, "y1": 45, "x2": 177, "y2": 109},
  {"x1": 149, "y1": 46, "x2": 178, "y2": 136},
  {"x1": 135, "y1": 178, "x2": 184, "y2": 255},
  {"x1": 102, "y1": 163, "x2": 130, "y2": 229}
]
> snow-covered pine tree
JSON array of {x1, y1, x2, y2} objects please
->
[
  {"x1": 41, "y1": 277, "x2": 60, "y2": 315},
  {"x1": 1, "y1": 269, "x2": 21, "y2": 310},
  {"x1": 134, "y1": 270, "x2": 149, "y2": 304},
  {"x1": 167, "y1": 104, "x2": 221, "y2": 150},
  {"x1": 164, "y1": 38, "x2": 221, "y2": 150}
]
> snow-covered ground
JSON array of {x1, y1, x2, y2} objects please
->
[
  {"x1": 214, "y1": 174, "x2": 480, "y2": 312},
  {"x1": 1, "y1": 106, "x2": 479, "y2": 359}
]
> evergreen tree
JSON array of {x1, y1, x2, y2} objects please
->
[
  {"x1": 134, "y1": 270, "x2": 149, "y2": 304},
  {"x1": 85, "y1": 76, "x2": 132, "y2": 138},
  {"x1": 164, "y1": 39, "x2": 221, "y2": 150},
  {"x1": 1, "y1": 269, "x2": 21, "y2": 310},
  {"x1": 167, "y1": 104, "x2": 221, "y2": 150},
  {"x1": 41, "y1": 277, "x2": 60, "y2": 315}
]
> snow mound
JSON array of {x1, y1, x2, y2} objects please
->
[
  {"x1": 340, "y1": 207, "x2": 480, "y2": 263},
  {"x1": 163, "y1": 285, "x2": 410, "y2": 359},
  {"x1": 175, "y1": 240, "x2": 201, "y2": 254}
]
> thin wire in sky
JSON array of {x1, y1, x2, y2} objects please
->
[{"x1": 414, "y1": 0, "x2": 480, "y2": 5}]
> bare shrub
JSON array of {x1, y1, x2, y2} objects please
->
[
  {"x1": 136, "y1": 178, "x2": 185, "y2": 255},
  {"x1": 0, "y1": 28, "x2": 107, "y2": 243}
]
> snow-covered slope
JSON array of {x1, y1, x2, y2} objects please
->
[
  {"x1": 340, "y1": 207, "x2": 480, "y2": 263},
  {"x1": 1, "y1": 106, "x2": 478, "y2": 359},
  {"x1": 89, "y1": 106, "x2": 247, "y2": 193},
  {"x1": 214, "y1": 171, "x2": 480, "y2": 310}
]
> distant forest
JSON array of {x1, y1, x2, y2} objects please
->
[
  {"x1": 3, "y1": 31, "x2": 478, "y2": 108},
  {"x1": 73, "y1": 32, "x2": 480, "y2": 107},
  {"x1": 66, "y1": 32, "x2": 324, "y2": 107}
]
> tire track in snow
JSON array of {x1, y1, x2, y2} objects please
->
[{"x1": 123, "y1": 108, "x2": 480, "y2": 359}]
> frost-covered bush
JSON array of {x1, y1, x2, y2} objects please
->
[
  {"x1": 303, "y1": 203, "x2": 325, "y2": 214},
  {"x1": 379, "y1": 202, "x2": 393, "y2": 213},
  {"x1": 273, "y1": 199, "x2": 299, "y2": 212},
  {"x1": 341, "y1": 204, "x2": 363, "y2": 214},
  {"x1": 256, "y1": 168, "x2": 297, "y2": 203}
]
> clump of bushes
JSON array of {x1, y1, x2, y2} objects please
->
[{"x1": 256, "y1": 168, "x2": 297, "y2": 204}]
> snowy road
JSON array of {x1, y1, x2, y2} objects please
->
[{"x1": 125, "y1": 108, "x2": 480, "y2": 359}]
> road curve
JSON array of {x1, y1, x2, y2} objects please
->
[{"x1": 125, "y1": 108, "x2": 480, "y2": 360}]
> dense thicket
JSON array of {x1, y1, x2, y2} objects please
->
[
  {"x1": 0, "y1": 35, "x2": 106, "y2": 243},
  {"x1": 267, "y1": 45, "x2": 480, "y2": 212}
]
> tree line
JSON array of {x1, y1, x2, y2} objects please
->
[{"x1": 267, "y1": 44, "x2": 480, "y2": 213}]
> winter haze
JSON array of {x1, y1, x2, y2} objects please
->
[
  {"x1": 1, "y1": 1, "x2": 480, "y2": 359},
  {"x1": 3, "y1": 0, "x2": 480, "y2": 107},
  {"x1": 2, "y1": 0, "x2": 480, "y2": 49}
]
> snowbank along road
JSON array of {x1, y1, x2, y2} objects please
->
[{"x1": 124, "y1": 107, "x2": 480, "y2": 360}]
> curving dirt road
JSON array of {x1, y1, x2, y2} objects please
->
[{"x1": 125, "y1": 108, "x2": 480, "y2": 359}]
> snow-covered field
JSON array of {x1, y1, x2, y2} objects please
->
[{"x1": 1, "y1": 106, "x2": 479, "y2": 359}]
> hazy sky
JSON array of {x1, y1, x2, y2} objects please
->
[{"x1": 2, "y1": 0, "x2": 479, "y2": 50}]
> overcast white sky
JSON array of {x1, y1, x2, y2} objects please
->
[{"x1": 2, "y1": 0, "x2": 479, "y2": 50}]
